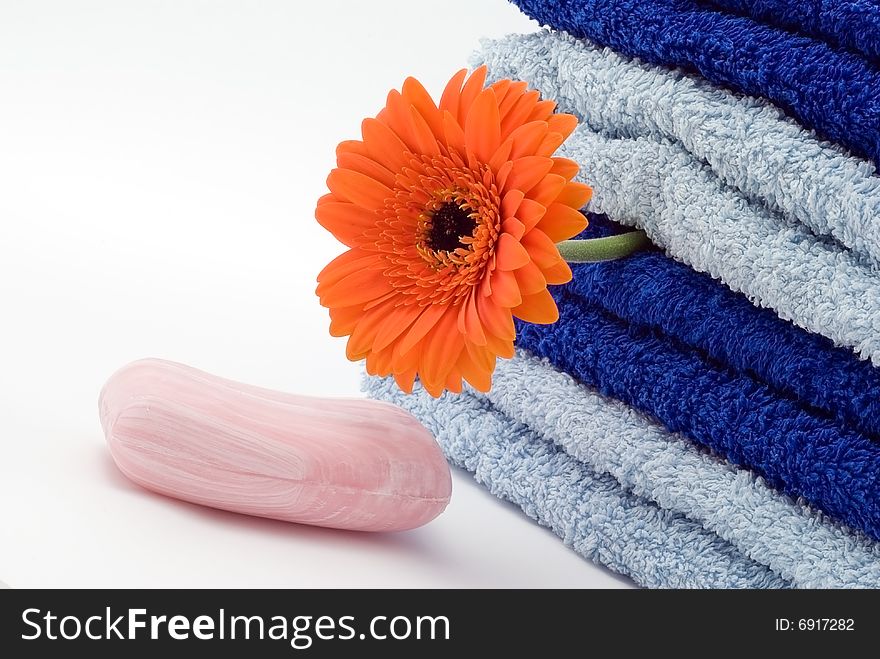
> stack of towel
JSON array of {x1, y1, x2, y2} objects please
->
[{"x1": 365, "y1": 1, "x2": 880, "y2": 587}]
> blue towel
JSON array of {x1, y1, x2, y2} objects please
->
[
  {"x1": 567, "y1": 215, "x2": 880, "y2": 442},
  {"x1": 364, "y1": 373, "x2": 788, "y2": 588},
  {"x1": 474, "y1": 31, "x2": 880, "y2": 268},
  {"x1": 509, "y1": 0, "x2": 880, "y2": 166},
  {"x1": 565, "y1": 127, "x2": 880, "y2": 365},
  {"x1": 481, "y1": 351, "x2": 880, "y2": 588},
  {"x1": 514, "y1": 291, "x2": 880, "y2": 542},
  {"x1": 473, "y1": 32, "x2": 880, "y2": 367},
  {"x1": 704, "y1": 0, "x2": 880, "y2": 62}
]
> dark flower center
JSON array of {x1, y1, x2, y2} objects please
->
[{"x1": 427, "y1": 202, "x2": 476, "y2": 252}]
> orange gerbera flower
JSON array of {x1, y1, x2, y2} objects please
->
[{"x1": 315, "y1": 66, "x2": 592, "y2": 397}]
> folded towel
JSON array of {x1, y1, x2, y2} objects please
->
[
  {"x1": 474, "y1": 31, "x2": 880, "y2": 268},
  {"x1": 560, "y1": 215, "x2": 880, "y2": 442},
  {"x1": 509, "y1": 0, "x2": 880, "y2": 166},
  {"x1": 481, "y1": 351, "x2": 880, "y2": 588},
  {"x1": 473, "y1": 33, "x2": 880, "y2": 366},
  {"x1": 704, "y1": 0, "x2": 880, "y2": 62},
  {"x1": 364, "y1": 374, "x2": 788, "y2": 588},
  {"x1": 561, "y1": 128, "x2": 880, "y2": 366},
  {"x1": 515, "y1": 291, "x2": 880, "y2": 542}
]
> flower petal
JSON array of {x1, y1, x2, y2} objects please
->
[
  {"x1": 489, "y1": 268, "x2": 523, "y2": 307},
  {"x1": 402, "y1": 76, "x2": 443, "y2": 139},
  {"x1": 326, "y1": 168, "x2": 393, "y2": 210},
  {"x1": 513, "y1": 260, "x2": 547, "y2": 296},
  {"x1": 555, "y1": 182, "x2": 593, "y2": 209},
  {"x1": 393, "y1": 368, "x2": 417, "y2": 394},
  {"x1": 537, "y1": 131, "x2": 564, "y2": 157},
  {"x1": 316, "y1": 248, "x2": 377, "y2": 290},
  {"x1": 328, "y1": 305, "x2": 363, "y2": 337},
  {"x1": 513, "y1": 288, "x2": 559, "y2": 324},
  {"x1": 443, "y1": 368, "x2": 464, "y2": 394},
  {"x1": 318, "y1": 265, "x2": 391, "y2": 308},
  {"x1": 465, "y1": 338, "x2": 495, "y2": 375},
  {"x1": 527, "y1": 99, "x2": 557, "y2": 122},
  {"x1": 421, "y1": 309, "x2": 464, "y2": 391},
  {"x1": 366, "y1": 345, "x2": 394, "y2": 377},
  {"x1": 336, "y1": 151, "x2": 396, "y2": 189},
  {"x1": 381, "y1": 89, "x2": 421, "y2": 153},
  {"x1": 335, "y1": 140, "x2": 369, "y2": 158},
  {"x1": 465, "y1": 87, "x2": 501, "y2": 163},
  {"x1": 500, "y1": 189, "x2": 525, "y2": 220},
  {"x1": 439, "y1": 68, "x2": 468, "y2": 117},
  {"x1": 397, "y1": 303, "x2": 448, "y2": 356},
  {"x1": 420, "y1": 378, "x2": 446, "y2": 398},
  {"x1": 409, "y1": 105, "x2": 441, "y2": 156},
  {"x1": 550, "y1": 157, "x2": 579, "y2": 180},
  {"x1": 457, "y1": 348, "x2": 492, "y2": 392},
  {"x1": 547, "y1": 113, "x2": 578, "y2": 141},
  {"x1": 361, "y1": 118, "x2": 410, "y2": 171},
  {"x1": 505, "y1": 156, "x2": 554, "y2": 194},
  {"x1": 495, "y1": 232, "x2": 531, "y2": 271},
  {"x1": 488, "y1": 139, "x2": 513, "y2": 173},
  {"x1": 526, "y1": 174, "x2": 567, "y2": 206},
  {"x1": 487, "y1": 79, "x2": 511, "y2": 102},
  {"x1": 508, "y1": 120, "x2": 549, "y2": 159},
  {"x1": 538, "y1": 203, "x2": 589, "y2": 242},
  {"x1": 516, "y1": 198, "x2": 547, "y2": 232},
  {"x1": 521, "y1": 228, "x2": 563, "y2": 269},
  {"x1": 456, "y1": 65, "x2": 488, "y2": 126},
  {"x1": 372, "y1": 303, "x2": 425, "y2": 353},
  {"x1": 542, "y1": 258, "x2": 573, "y2": 285},
  {"x1": 495, "y1": 80, "x2": 529, "y2": 118},
  {"x1": 315, "y1": 202, "x2": 379, "y2": 248},
  {"x1": 501, "y1": 217, "x2": 526, "y2": 240},
  {"x1": 484, "y1": 332, "x2": 515, "y2": 359},
  {"x1": 392, "y1": 335, "x2": 422, "y2": 374},
  {"x1": 495, "y1": 160, "x2": 514, "y2": 190},
  {"x1": 476, "y1": 292, "x2": 516, "y2": 341},
  {"x1": 457, "y1": 291, "x2": 487, "y2": 346},
  {"x1": 442, "y1": 109, "x2": 466, "y2": 156},
  {"x1": 346, "y1": 299, "x2": 396, "y2": 360},
  {"x1": 500, "y1": 90, "x2": 541, "y2": 138}
]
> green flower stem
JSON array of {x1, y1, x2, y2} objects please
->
[{"x1": 556, "y1": 230, "x2": 650, "y2": 263}]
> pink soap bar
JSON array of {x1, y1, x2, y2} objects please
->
[{"x1": 100, "y1": 359, "x2": 451, "y2": 531}]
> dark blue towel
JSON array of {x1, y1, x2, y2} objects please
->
[
  {"x1": 516, "y1": 292, "x2": 880, "y2": 541},
  {"x1": 704, "y1": 0, "x2": 880, "y2": 62},
  {"x1": 510, "y1": 0, "x2": 880, "y2": 165},
  {"x1": 569, "y1": 216, "x2": 880, "y2": 442},
  {"x1": 513, "y1": 214, "x2": 880, "y2": 540}
]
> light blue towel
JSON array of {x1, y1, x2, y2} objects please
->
[
  {"x1": 560, "y1": 129, "x2": 880, "y2": 365},
  {"x1": 484, "y1": 352, "x2": 880, "y2": 589},
  {"x1": 365, "y1": 353, "x2": 880, "y2": 587},
  {"x1": 364, "y1": 373, "x2": 787, "y2": 589},
  {"x1": 473, "y1": 32, "x2": 880, "y2": 365},
  {"x1": 474, "y1": 31, "x2": 880, "y2": 268}
]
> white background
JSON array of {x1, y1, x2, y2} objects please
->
[{"x1": 0, "y1": 0, "x2": 631, "y2": 588}]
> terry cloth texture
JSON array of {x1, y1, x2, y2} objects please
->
[
  {"x1": 363, "y1": 373, "x2": 788, "y2": 589},
  {"x1": 556, "y1": 127, "x2": 880, "y2": 366},
  {"x1": 473, "y1": 30, "x2": 880, "y2": 269},
  {"x1": 514, "y1": 289, "x2": 880, "y2": 543},
  {"x1": 480, "y1": 351, "x2": 880, "y2": 588},
  {"x1": 703, "y1": 0, "x2": 880, "y2": 62},
  {"x1": 561, "y1": 215, "x2": 880, "y2": 442},
  {"x1": 508, "y1": 0, "x2": 880, "y2": 166},
  {"x1": 472, "y1": 32, "x2": 880, "y2": 366}
]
